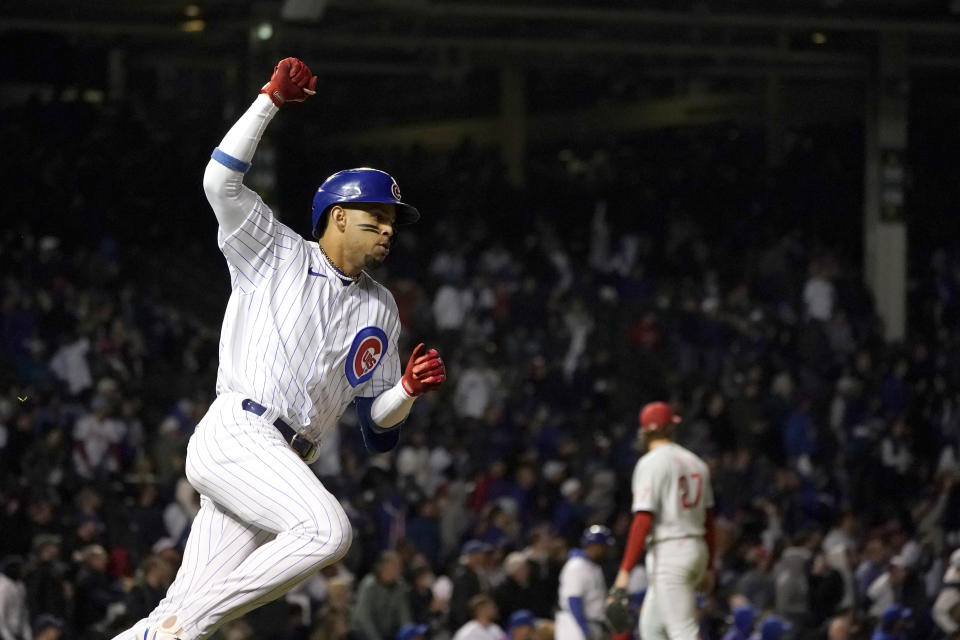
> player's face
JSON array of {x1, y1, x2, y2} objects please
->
[
  {"x1": 586, "y1": 542, "x2": 608, "y2": 562},
  {"x1": 342, "y1": 203, "x2": 396, "y2": 269},
  {"x1": 511, "y1": 626, "x2": 533, "y2": 640}
]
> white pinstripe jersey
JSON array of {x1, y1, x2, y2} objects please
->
[{"x1": 214, "y1": 194, "x2": 402, "y2": 444}]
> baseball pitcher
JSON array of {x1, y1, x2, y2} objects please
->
[{"x1": 610, "y1": 402, "x2": 715, "y2": 640}]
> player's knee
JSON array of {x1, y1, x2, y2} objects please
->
[
  {"x1": 300, "y1": 512, "x2": 352, "y2": 567},
  {"x1": 323, "y1": 516, "x2": 353, "y2": 564},
  {"x1": 341, "y1": 516, "x2": 354, "y2": 549}
]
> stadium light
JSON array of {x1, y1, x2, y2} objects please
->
[
  {"x1": 256, "y1": 22, "x2": 274, "y2": 40},
  {"x1": 181, "y1": 18, "x2": 205, "y2": 32}
]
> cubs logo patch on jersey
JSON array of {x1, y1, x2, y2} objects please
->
[{"x1": 345, "y1": 326, "x2": 388, "y2": 387}]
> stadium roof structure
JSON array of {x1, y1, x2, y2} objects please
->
[
  {"x1": 5, "y1": 1, "x2": 960, "y2": 78},
  {"x1": 3, "y1": 1, "x2": 960, "y2": 130}
]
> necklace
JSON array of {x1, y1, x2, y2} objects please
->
[{"x1": 318, "y1": 243, "x2": 357, "y2": 281}]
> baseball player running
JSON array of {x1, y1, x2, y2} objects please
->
[
  {"x1": 556, "y1": 525, "x2": 614, "y2": 640},
  {"x1": 610, "y1": 402, "x2": 715, "y2": 640},
  {"x1": 112, "y1": 57, "x2": 446, "y2": 640}
]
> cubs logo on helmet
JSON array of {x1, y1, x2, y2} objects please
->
[
  {"x1": 345, "y1": 326, "x2": 388, "y2": 387},
  {"x1": 391, "y1": 181, "x2": 402, "y2": 200}
]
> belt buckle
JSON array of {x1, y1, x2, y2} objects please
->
[{"x1": 290, "y1": 433, "x2": 316, "y2": 461}]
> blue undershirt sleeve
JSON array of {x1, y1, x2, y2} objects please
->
[
  {"x1": 568, "y1": 596, "x2": 591, "y2": 639},
  {"x1": 355, "y1": 396, "x2": 404, "y2": 453}
]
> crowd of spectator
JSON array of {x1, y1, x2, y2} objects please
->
[{"x1": 2, "y1": 90, "x2": 960, "y2": 640}]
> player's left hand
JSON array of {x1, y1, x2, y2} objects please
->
[
  {"x1": 604, "y1": 587, "x2": 633, "y2": 634},
  {"x1": 260, "y1": 57, "x2": 318, "y2": 107},
  {"x1": 401, "y1": 343, "x2": 446, "y2": 397}
]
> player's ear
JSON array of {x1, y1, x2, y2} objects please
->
[{"x1": 330, "y1": 205, "x2": 348, "y2": 232}]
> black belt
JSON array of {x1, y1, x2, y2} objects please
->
[{"x1": 241, "y1": 399, "x2": 317, "y2": 461}]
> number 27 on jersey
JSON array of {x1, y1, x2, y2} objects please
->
[{"x1": 678, "y1": 473, "x2": 703, "y2": 509}]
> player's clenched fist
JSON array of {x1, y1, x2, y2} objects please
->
[
  {"x1": 401, "y1": 343, "x2": 446, "y2": 397},
  {"x1": 260, "y1": 57, "x2": 318, "y2": 107}
]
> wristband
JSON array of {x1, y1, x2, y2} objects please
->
[{"x1": 211, "y1": 148, "x2": 251, "y2": 173}]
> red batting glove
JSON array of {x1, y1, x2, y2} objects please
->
[
  {"x1": 401, "y1": 343, "x2": 446, "y2": 397},
  {"x1": 260, "y1": 57, "x2": 318, "y2": 107}
]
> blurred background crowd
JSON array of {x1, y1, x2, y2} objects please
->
[
  {"x1": 3, "y1": 91, "x2": 960, "y2": 640},
  {"x1": 5, "y1": 2, "x2": 960, "y2": 639}
]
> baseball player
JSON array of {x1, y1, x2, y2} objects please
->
[
  {"x1": 610, "y1": 401, "x2": 715, "y2": 640},
  {"x1": 556, "y1": 525, "x2": 614, "y2": 640},
  {"x1": 111, "y1": 57, "x2": 446, "y2": 640}
]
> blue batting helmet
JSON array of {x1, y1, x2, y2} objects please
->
[
  {"x1": 580, "y1": 524, "x2": 614, "y2": 548},
  {"x1": 311, "y1": 168, "x2": 420, "y2": 237}
]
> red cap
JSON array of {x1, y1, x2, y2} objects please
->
[{"x1": 639, "y1": 401, "x2": 681, "y2": 432}]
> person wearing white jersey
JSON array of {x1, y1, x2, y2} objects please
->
[
  {"x1": 556, "y1": 525, "x2": 614, "y2": 640},
  {"x1": 112, "y1": 57, "x2": 446, "y2": 640},
  {"x1": 453, "y1": 594, "x2": 508, "y2": 640},
  {"x1": 610, "y1": 402, "x2": 715, "y2": 640}
]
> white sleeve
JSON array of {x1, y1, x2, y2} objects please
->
[
  {"x1": 370, "y1": 383, "x2": 416, "y2": 428},
  {"x1": 631, "y1": 457, "x2": 658, "y2": 513},
  {"x1": 203, "y1": 94, "x2": 278, "y2": 235},
  {"x1": 203, "y1": 95, "x2": 304, "y2": 293}
]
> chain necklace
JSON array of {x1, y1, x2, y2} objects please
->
[{"x1": 318, "y1": 243, "x2": 357, "y2": 281}]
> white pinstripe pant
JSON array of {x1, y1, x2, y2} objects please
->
[{"x1": 114, "y1": 392, "x2": 352, "y2": 640}]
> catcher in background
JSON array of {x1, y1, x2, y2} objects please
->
[{"x1": 607, "y1": 402, "x2": 716, "y2": 640}]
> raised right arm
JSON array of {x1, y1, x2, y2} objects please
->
[
  {"x1": 203, "y1": 57, "x2": 317, "y2": 235},
  {"x1": 202, "y1": 94, "x2": 278, "y2": 236}
]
